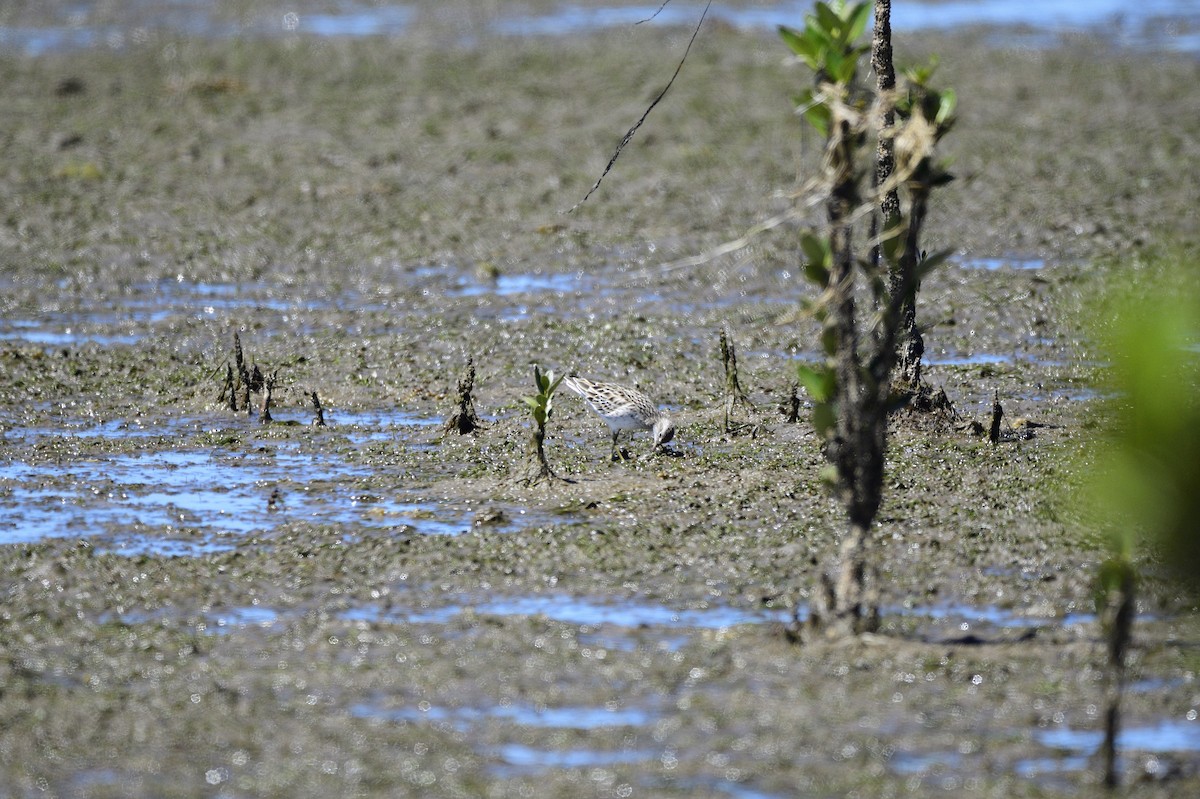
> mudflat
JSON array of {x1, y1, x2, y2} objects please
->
[{"x1": 1, "y1": 2, "x2": 1198, "y2": 796}]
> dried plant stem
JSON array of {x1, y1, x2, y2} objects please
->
[{"x1": 720, "y1": 327, "x2": 754, "y2": 433}]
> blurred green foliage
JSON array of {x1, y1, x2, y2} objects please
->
[{"x1": 1089, "y1": 260, "x2": 1200, "y2": 591}]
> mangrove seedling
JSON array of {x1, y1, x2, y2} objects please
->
[{"x1": 523, "y1": 365, "x2": 565, "y2": 485}]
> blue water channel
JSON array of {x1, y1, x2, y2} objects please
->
[{"x1": 2, "y1": 1, "x2": 1198, "y2": 56}]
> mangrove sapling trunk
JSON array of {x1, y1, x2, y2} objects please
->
[
  {"x1": 872, "y1": 0, "x2": 926, "y2": 392},
  {"x1": 234, "y1": 329, "x2": 246, "y2": 388},
  {"x1": 529, "y1": 425, "x2": 555, "y2": 483},
  {"x1": 874, "y1": 1, "x2": 923, "y2": 389},
  {"x1": 1100, "y1": 561, "x2": 1135, "y2": 788},
  {"x1": 780, "y1": 1, "x2": 956, "y2": 640},
  {"x1": 819, "y1": 260, "x2": 888, "y2": 634},
  {"x1": 816, "y1": 105, "x2": 887, "y2": 637},
  {"x1": 871, "y1": 0, "x2": 898, "y2": 229},
  {"x1": 228, "y1": 330, "x2": 265, "y2": 415},
  {"x1": 892, "y1": 187, "x2": 928, "y2": 388}
]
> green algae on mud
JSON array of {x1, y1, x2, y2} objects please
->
[{"x1": 2, "y1": 12, "x2": 1200, "y2": 799}]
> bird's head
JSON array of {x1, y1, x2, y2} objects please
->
[{"x1": 653, "y1": 416, "x2": 675, "y2": 449}]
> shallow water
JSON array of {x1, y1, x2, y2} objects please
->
[
  {"x1": 890, "y1": 720, "x2": 1200, "y2": 780},
  {"x1": 206, "y1": 604, "x2": 281, "y2": 633},
  {"x1": 351, "y1": 699, "x2": 655, "y2": 730},
  {"x1": 3, "y1": 0, "x2": 1198, "y2": 56},
  {"x1": 1037, "y1": 720, "x2": 1200, "y2": 754},
  {"x1": 894, "y1": 602, "x2": 1097, "y2": 630},
  {"x1": 955, "y1": 256, "x2": 1048, "y2": 271},
  {"x1": 0, "y1": 273, "x2": 599, "y2": 347},
  {"x1": 342, "y1": 594, "x2": 796, "y2": 628},
  {"x1": 354, "y1": 685, "x2": 664, "y2": 778},
  {"x1": 490, "y1": 743, "x2": 655, "y2": 777},
  {"x1": 0, "y1": 415, "x2": 513, "y2": 550},
  {"x1": 338, "y1": 593, "x2": 1108, "y2": 639}
]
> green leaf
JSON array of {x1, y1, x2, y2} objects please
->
[
  {"x1": 804, "y1": 260, "x2": 830, "y2": 285},
  {"x1": 846, "y1": 2, "x2": 871, "y2": 42},
  {"x1": 814, "y1": 3, "x2": 841, "y2": 36},
  {"x1": 778, "y1": 25, "x2": 814, "y2": 62},
  {"x1": 802, "y1": 18, "x2": 833, "y2": 53},
  {"x1": 915, "y1": 248, "x2": 953, "y2": 281},
  {"x1": 533, "y1": 407, "x2": 546, "y2": 425},
  {"x1": 936, "y1": 88, "x2": 957, "y2": 125},
  {"x1": 798, "y1": 297, "x2": 828, "y2": 323},
  {"x1": 781, "y1": 25, "x2": 833, "y2": 70},
  {"x1": 879, "y1": 224, "x2": 905, "y2": 264},
  {"x1": 827, "y1": 50, "x2": 858, "y2": 84},
  {"x1": 523, "y1": 395, "x2": 541, "y2": 410},
  {"x1": 825, "y1": 49, "x2": 845, "y2": 80},
  {"x1": 796, "y1": 363, "x2": 836, "y2": 403},
  {"x1": 800, "y1": 232, "x2": 831, "y2": 284},
  {"x1": 800, "y1": 232, "x2": 829, "y2": 267},
  {"x1": 904, "y1": 55, "x2": 939, "y2": 86},
  {"x1": 803, "y1": 102, "x2": 831, "y2": 137},
  {"x1": 820, "y1": 326, "x2": 838, "y2": 357},
  {"x1": 1098, "y1": 557, "x2": 1134, "y2": 593},
  {"x1": 802, "y1": 9, "x2": 822, "y2": 36},
  {"x1": 813, "y1": 402, "x2": 838, "y2": 440}
]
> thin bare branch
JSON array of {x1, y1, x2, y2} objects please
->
[
  {"x1": 566, "y1": 0, "x2": 712, "y2": 213},
  {"x1": 636, "y1": 0, "x2": 673, "y2": 25}
]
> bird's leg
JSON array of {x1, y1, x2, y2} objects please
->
[{"x1": 610, "y1": 431, "x2": 625, "y2": 462}]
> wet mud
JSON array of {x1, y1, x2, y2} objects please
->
[{"x1": 2, "y1": 2, "x2": 1199, "y2": 796}]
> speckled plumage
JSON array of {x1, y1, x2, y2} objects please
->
[{"x1": 561, "y1": 375, "x2": 675, "y2": 460}]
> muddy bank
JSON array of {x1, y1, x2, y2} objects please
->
[{"x1": 2, "y1": 8, "x2": 1199, "y2": 798}]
